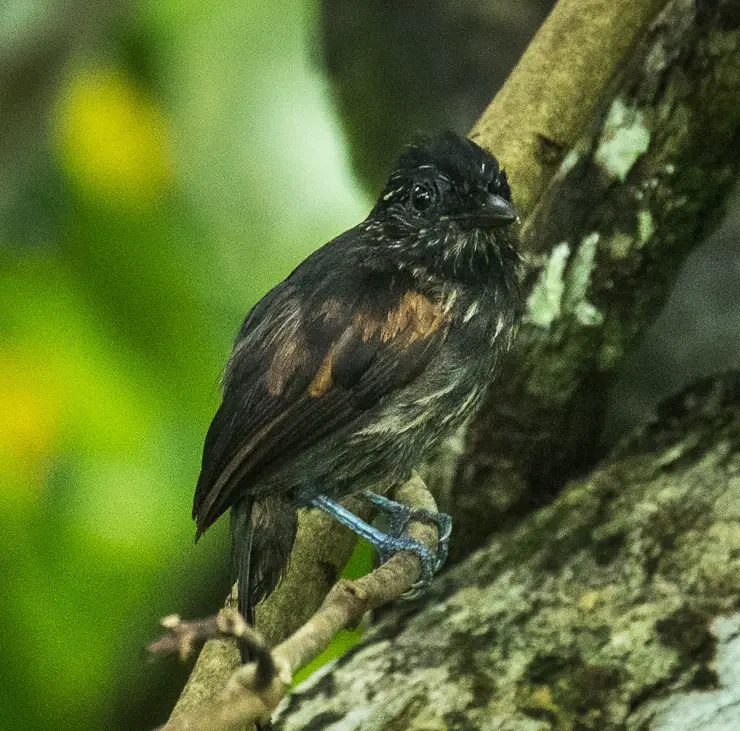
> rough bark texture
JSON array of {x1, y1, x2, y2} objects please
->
[
  {"x1": 450, "y1": 0, "x2": 740, "y2": 558},
  {"x1": 170, "y1": 499, "x2": 370, "y2": 720},
  {"x1": 168, "y1": 0, "x2": 740, "y2": 724},
  {"x1": 275, "y1": 372, "x2": 740, "y2": 730},
  {"x1": 267, "y1": 0, "x2": 740, "y2": 727}
]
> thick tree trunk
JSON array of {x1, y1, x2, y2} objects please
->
[
  {"x1": 449, "y1": 0, "x2": 740, "y2": 558},
  {"x1": 168, "y1": 0, "x2": 740, "y2": 726},
  {"x1": 276, "y1": 373, "x2": 740, "y2": 730},
  {"x1": 270, "y1": 0, "x2": 740, "y2": 726}
]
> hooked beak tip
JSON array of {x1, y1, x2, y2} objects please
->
[{"x1": 483, "y1": 193, "x2": 518, "y2": 227}]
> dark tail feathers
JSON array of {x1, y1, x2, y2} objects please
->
[
  {"x1": 231, "y1": 495, "x2": 298, "y2": 731},
  {"x1": 230, "y1": 494, "x2": 299, "y2": 661}
]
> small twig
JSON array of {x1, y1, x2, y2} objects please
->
[
  {"x1": 149, "y1": 607, "x2": 276, "y2": 690},
  {"x1": 154, "y1": 473, "x2": 439, "y2": 731}
]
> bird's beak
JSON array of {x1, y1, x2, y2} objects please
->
[
  {"x1": 447, "y1": 194, "x2": 518, "y2": 229},
  {"x1": 480, "y1": 193, "x2": 518, "y2": 227}
]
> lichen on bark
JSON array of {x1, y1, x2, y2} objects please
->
[{"x1": 452, "y1": 0, "x2": 740, "y2": 559}]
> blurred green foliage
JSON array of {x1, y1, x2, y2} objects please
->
[
  {"x1": 7, "y1": 1, "x2": 736, "y2": 729},
  {"x1": 0, "y1": 1, "x2": 369, "y2": 729}
]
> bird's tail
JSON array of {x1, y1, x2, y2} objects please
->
[
  {"x1": 230, "y1": 494, "x2": 299, "y2": 661},
  {"x1": 231, "y1": 497, "x2": 256, "y2": 632}
]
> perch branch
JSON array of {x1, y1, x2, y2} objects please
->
[
  {"x1": 274, "y1": 373, "x2": 740, "y2": 729},
  {"x1": 166, "y1": 0, "x2": 699, "y2": 719},
  {"x1": 168, "y1": 496, "x2": 373, "y2": 721},
  {"x1": 154, "y1": 474, "x2": 439, "y2": 731}
]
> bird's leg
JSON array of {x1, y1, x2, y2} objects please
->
[
  {"x1": 310, "y1": 494, "x2": 436, "y2": 587},
  {"x1": 361, "y1": 490, "x2": 452, "y2": 572}
]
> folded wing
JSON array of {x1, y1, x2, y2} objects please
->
[{"x1": 192, "y1": 284, "x2": 451, "y2": 536}]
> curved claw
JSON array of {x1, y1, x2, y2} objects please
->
[
  {"x1": 362, "y1": 490, "x2": 453, "y2": 575},
  {"x1": 310, "y1": 492, "x2": 451, "y2": 599}
]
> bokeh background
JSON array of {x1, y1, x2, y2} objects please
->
[{"x1": 2, "y1": 1, "x2": 738, "y2": 730}]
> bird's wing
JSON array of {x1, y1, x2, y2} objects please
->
[{"x1": 192, "y1": 285, "x2": 451, "y2": 536}]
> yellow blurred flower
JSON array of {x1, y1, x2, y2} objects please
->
[
  {"x1": 54, "y1": 66, "x2": 173, "y2": 209},
  {"x1": 0, "y1": 349, "x2": 61, "y2": 502}
]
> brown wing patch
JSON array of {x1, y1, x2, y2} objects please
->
[
  {"x1": 195, "y1": 289, "x2": 453, "y2": 536},
  {"x1": 267, "y1": 334, "x2": 307, "y2": 396},
  {"x1": 355, "y1": 291, "x2": 449, "y2": 343},
  {"x1": 308, "y1": 350, "x2": 333, "y2": 397}
]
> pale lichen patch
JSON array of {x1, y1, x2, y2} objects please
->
[
  {"x1": 605, "y1": 209, "x2": 653, "y2": 259},
  {"x1": 637, "y1": 208, "x2": 654, "y2": 247},
  {"x1": 599, "y1": 339, "x2": 624, "y2": 372},
  {"x1": 558, "y1": 148, "x2": 581, "y2": 178},
  {"x1": 563, "y1": 233, "x2": 601, "y2": 326},
  {"x1": 594, "y1": 98, "x2": 651, "y2": 181},
  {"x1": 574, "y1": 302, "x2": 605, "y2": 326},
  {"x1": 607, "y1": 231, "x2": 635, "y2": 259},
  {"x1": 645, "y1": 613, "x2": 740, "y2": 731},
  {"x1": 525, "y1": 242, "x2": 570, "y2": 327}
]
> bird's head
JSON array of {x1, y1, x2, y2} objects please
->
[{"x1": 367, "y1": 131, "x2": 519, "y2": 282}]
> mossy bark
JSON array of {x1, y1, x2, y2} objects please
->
[
  {"x1": 450, "y1": 0, "x2": 740, "y2": 559},
  {"x1": 167, "y1": 0, "x2": 740, "y2": 725},
  {"x1": 276, "y1": 373, "x2": 740, "y2": 730}
]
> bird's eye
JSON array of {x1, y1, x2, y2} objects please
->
[{"x1": 410, "y1": 183, "x2": 436, "y2": 212}]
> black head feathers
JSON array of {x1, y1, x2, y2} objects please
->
[{"x1": 390, "y1": 131, "x2": 511, "y2": 202}]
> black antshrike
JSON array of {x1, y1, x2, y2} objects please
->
[{"x1": 193, "y1": 131, "x2": 522, "y2": 660}]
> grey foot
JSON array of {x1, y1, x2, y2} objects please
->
[
  {"x1": 362, "y1": 490, "x2": 452, "y2": 577},
  {"x1": 309, "y1": 493, "x2": 450, "y2": 593}
]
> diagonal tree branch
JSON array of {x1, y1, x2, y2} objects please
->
[
  {"x1": 472, "y1": 0, "x2": 668, "y2": 218},
  {"x1": 449, "y1": 0, "x2": 740, "y2": 557},
  {"x1": 156, "y1": 476, "x2": 440, "y2": 731},
  {"x1": 275, "y1": 371, "x2": 740, "y2": 729},
  {"x1": 162, "y1": 0, "x2": 740, "y2": 724}
]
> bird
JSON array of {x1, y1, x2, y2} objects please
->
[{"x1": 192, "y1": 130, "x2": 522, "y2": 653}]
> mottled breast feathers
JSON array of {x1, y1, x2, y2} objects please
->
[{"x1": 192, "y1": 283, "x2": 451, "y2": 537}]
